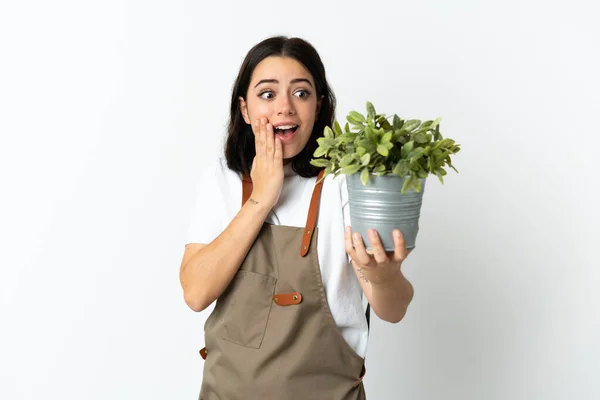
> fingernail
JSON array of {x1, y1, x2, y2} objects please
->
[
  {"x1": 354, "y1": 233, "x2": 360, "y2": 240},
  {"x1": 394, "y1": 230, "x2": 401, "y2": 237}
]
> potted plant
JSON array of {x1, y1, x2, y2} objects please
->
[{"x1": 310, "y1": 101, "x2": 461, "y2": 251}]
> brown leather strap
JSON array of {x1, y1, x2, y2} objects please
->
[
  {"x1": 272, "y1": 292, "x2": 302, "y2": 306},
  {"x1": 300, "y1": 169, "x2": 325, "y2": 257},
  {"x1": 240, "y1": 169, "x2": 325, "y2": 257},
  {"x1": 353, "y1": 364, "x2": 366, "y2": 388}
]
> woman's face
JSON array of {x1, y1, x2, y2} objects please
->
[{"x1": 240, "y1": 56, "x2": 322, "y2": 161}]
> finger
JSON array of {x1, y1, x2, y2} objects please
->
[
  {"x1": 344, "y1": 226, "x2": 357, "y2": 259},
  {"x1": 256, "y1": 118, "x2": 266, "y2": 157},
  {"x1": 368, "y1": 229, "x2": 389, "y2": 264},
  {"x1": 265, "y1": 122, "x2": 275, "y2": 157},
  {"x1": 392, "y1": 229, "x2": 409, "y2": 261},
  {"x1": 352, "y1": 231, "x2": 372, "y2": 267},
  {"x1": 274, "y1": 136, "x2": 283, "y2": 164}
]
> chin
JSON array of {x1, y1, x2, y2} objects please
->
[{"x1": 282, "y1": 148, "x2": 302, "y2": 160}]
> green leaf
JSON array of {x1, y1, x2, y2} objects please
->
[
  {"x1": 324, "y1": 125, "x2": 334, "y2": 138},
  {"x1": 412, "y1": 177, "x2": 422, "y2": 192},
  {"x1": 310, "y1": 158, "x2": 330, "y2": 168},
  {"x1": 419, "y1": 120, "x2": 433, "y2": 130},
  {"x1": 375, "y1": 116, "x2": 388, "y2": 130},
  {"x1": 361, "y1": 153, "x2": 371, "y2": 166},
  {"x1": 317, "y1": 137, "x2": 337, "y2": 150},
  {"x1": 417, "y1": 169, "x2": 428, "y2": 179},
  {"x1": 435, "y1": 167, "x2": 448, "y2": 176},
  {"x1": 345, "y1": 122, "x2": 350, "y2": 133},
  {"x1": 341, "y1": 164, "x2": 362, "y2": 175},
  {"x1": 401, "y1": 175, "x2": 414, "y2": 194},
  {"x1": 339, "y1": 133, "x2": 355, "y2": 143},
  {"x1": 365, "y1": 126, "x2": 378, "y2": 143},
  {"x1": 403, "y1": 119, "x2": 421, "y2": 131},
  {"x1": 435, "y1": 171, "x2": 444, "y2": 184},
  {"x1": 347, "y1": 115, "x2": 361, "y2": 125},
  {"x1": 339, "y1": 153, "x2": 355, "y2": 167},
  {"x1": 382, "y1": 131, "x2": 393, "y2": 143},
  {"x1": 356, "y1": 137, "x2": 373, "y2": 150},
  {"x1": 366, "y1": 102, "x2": 376, "y2": 119},
  {"x1": 401, "y1": 140, "x2": 414, "y2": 158},
  {"x1": 408, "y1": 147, "x2": 425, "y2": 160},
  {"x1": 360, "y1": 167, "x2": 370, "y2": 186},
  {"x1": 396, "y1": 135, "x2": 409, "y2": 145},
  {"x1": 414, "y1": 133, "x2": 428, "y2": 144},
  {"x1": 431, "y1": 117, "x2": 442, "y2": 129},
  {"x1": 375, "y1": 164, "x2": 387, "y2": 174},
  {"x1": 377, "y1": 144, "x2": 389, "y2": 157},
  {"x1": 324, "y1": 164, "x2": 334, "y2": 175},
  {"x1": 449, "y1": 162, "x2": 459, "y2": 173},
  {"x1": 392, "y1": 160, "x2": 410, "y2": 177},
  {"x1": 348, "y1": 111, "x2": 366, "y2": 123},
  {"x1": 393, "y1": 114, "x2": 403, "y2": 131},
  {"x1": 313, "y1": 147, "x2": 328, "y2": 158},
  {"x1": 380, "y1": 119, "x2": 392, "y2": 131},
  {"x1": 433, "y1": 125, "x2": 442, "y2": 141},
  {"x1": 333, "y1": 120, "x2": 343, "y2": 137},
  {"x1": 356, "y1": 146, "x2": 366, "y2": 156}
]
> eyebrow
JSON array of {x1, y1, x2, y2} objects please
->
[{"x1": 254, "y1": 78, "x2": 313, "y2": 88}]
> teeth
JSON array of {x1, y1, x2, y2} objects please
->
[{"x1": 275, "y1": 125, "x2": 297, "y2": 130}]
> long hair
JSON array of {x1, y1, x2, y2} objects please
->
[{"x1": 224, "y1": 36, "x2": 336, "y2": 178}]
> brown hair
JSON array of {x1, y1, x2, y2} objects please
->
[{"x1": 224, "y1": 36, "x2": 336, "y2": 178}]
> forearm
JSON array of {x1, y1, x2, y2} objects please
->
[
  {"x1": 368, "y1": 269, "x2": 414, "y2": 323},
  {"x1": 180, "y1": 198, "x2": 271, "y2": 311}
]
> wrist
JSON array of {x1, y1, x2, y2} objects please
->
[
  {"x1": 367, "y1": 266, "x2": 403, "y2": 287},
  {"x1": 246, "y1": 195, "x2": 273, "y2": 215}
]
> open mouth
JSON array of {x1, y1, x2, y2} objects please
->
[{"x1": 274, "y1": 125, "x2": 298, "y2": 136}]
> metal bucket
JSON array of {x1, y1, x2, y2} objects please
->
[{"x1": 347, "y1": 173, "x2": 426, "y2": 251}]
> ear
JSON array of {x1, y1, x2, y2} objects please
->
[{"x1": 239, "y1": 96, "x2": 250, "y2": 124}]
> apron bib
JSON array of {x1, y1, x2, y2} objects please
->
[{"x1": 198, "y1": 170, "x2": 367, "y2": 399}]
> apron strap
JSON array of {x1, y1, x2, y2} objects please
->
[
  {"x1": 300, "y1": 169, "x2": 325, "y2": 257},
  {"x1": 241, "y1": 169, "x2": 325, "y2": 257}
]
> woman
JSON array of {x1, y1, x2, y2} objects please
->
[{"x1": 179, "y1": 35, "x2": 414, "y2": 399}]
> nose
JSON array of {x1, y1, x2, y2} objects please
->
[{"x1": 277, "y1": 94, "x2": 296, "y2": 115}]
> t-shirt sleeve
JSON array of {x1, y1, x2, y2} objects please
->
[{"x1": 185, "y1": 161, "x2": 225, "y2": 245}]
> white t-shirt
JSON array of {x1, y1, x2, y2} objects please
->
[{"x1": 185, "y1": 157, "x2": 369, "y2": 358}]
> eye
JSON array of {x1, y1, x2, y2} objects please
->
[
  {"x1": 259, "y1": 90, "x2": 275, "y2": 100},
  {"x1": 294, "y1": 89, "x2": 311, "y2": 99}
]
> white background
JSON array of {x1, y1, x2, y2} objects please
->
[{"x1": 1, "y1": 1, "x2": 599, "y2": 399}]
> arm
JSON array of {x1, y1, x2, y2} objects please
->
[
  {"x1": 179, "y1": 117, "x2": 283, "y2": 312},
  {"x1": 179, "y1": 198, "x2": 272, "y2": 312}
]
